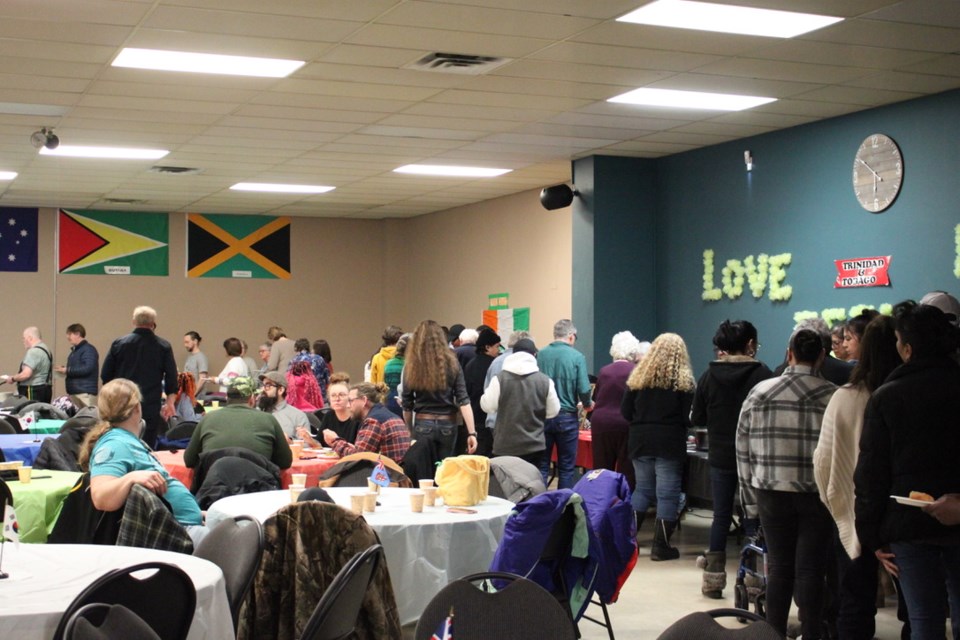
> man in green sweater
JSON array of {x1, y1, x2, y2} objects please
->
[{"x1": 184, "y1": 376, "x2": 292, "y2": 469}]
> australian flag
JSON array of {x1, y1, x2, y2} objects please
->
[{"x1": 0, "y1": 207, "x2": 39, "y2": 272}]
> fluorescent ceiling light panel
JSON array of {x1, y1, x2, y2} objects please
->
[
  {"x1": 394, "y1": 164, "x2": 512, "y2": 177},
  {"x1": 608, "y1": 87, "x2": 775, "y2": 111},
  {"x1": 112, "y1": 48, "x2": 305, "y2": 78},
  {"x1": 0, "y1": 102, "x2": 69, "y2": 116},
  {"x1": 0, "y1": 171, "x2": 17, "y2": 180},
  {"x1": 230, "y1": 183, "x2": 335, "y2": 194},
  {"x1": 617, "y1": 0, "x2": 843, "y2": 38},
  {"x1": 40, "y1": 146, "x2": 169, "y2": 159}
]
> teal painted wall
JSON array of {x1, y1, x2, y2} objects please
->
[
  {"x1": 574, "y1": 155, "x2": 658, "y2": 371},
  {"x1": 576, "y1": 88, "x2": 960, "y2": 375}
]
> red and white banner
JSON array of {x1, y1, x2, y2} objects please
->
[{"x1": 834, "y1": 255, "x2": 892, "y2": 288}]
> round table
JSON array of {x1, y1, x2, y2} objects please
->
[
  {"x1": 0, "y1": 544, "x2": 233, "y2": 640},
  {"x1": 154, "y1": 449, "x2": 340, "y2": 490},
  {"x1": 0, "y1": 433, "x2": 55, "y2": 466},
  {"x1": 206, "y1": 487, "x2": 515, "y2": 625},
  {"x1": 7, "y1": 470, "x2": 81, "y2": 543}
]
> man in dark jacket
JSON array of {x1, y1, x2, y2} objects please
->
[
  {"x1": 100, "y1": 306, "x2": 178, "y2": 447},
  {"x1": 854, "y1": 302, "x2": 960, "y2": 638},
  {"x1": 56, "y1": 323, "x2": 99, "y2": 407},
  {"x1": 464, "y1": 327, "x2": 501, "y2": 456}
]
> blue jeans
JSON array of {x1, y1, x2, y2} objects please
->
[
  {"x1": 413, "y1": 418, "x2": 458, "y2": 461},
  {"x1": 539, "y1": 413, "x2": 580, "y2": 489},
  {"x1": 631, "y1": 456, "x2": 683, "y2": 520},
  {"x1": 709, "y1": 466, "x2": 738, "y2": 552},
  {"x1": 889, "y1": 542, "x2": 960, "y2": 640}
]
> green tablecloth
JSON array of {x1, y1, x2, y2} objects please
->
[
  {"x1": 8, "y1": 470, "x2": 81, "y2": 543},
  {"x1": 28, "y1": 419, "x2": 65, "y2": 435}
]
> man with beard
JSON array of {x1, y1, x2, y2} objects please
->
[
  {"x1": 257, "y1": 371, "x2": 309, "y2": 439},
  {"x1": 184, "y1": 376, "x2": 291, "y2": 469}
]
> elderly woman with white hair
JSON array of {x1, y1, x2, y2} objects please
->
[{"x1": 590, "y1": 330, "x2": 649, "y2": 491}]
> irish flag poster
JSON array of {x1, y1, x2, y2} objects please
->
[
  {"x1": 187, "y1": 213, "x2": 291, "y2": 279},
  {"x1": 59, "y1": 209, "x2": 169, "y2": 276}
]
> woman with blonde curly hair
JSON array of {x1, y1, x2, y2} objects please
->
[
  {"x1": 400, "y1": 319, "x2": 476, "y2": 460},
  {"x1": 622, "y1": 332, "x2": 695, "y2": 561}
]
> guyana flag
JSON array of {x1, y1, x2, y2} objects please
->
[
  {"x1": 59, "y1": 209, "x2": 168, "y2": 276},
  {"x1": 187, "y1": 213, "x2": 290, "y2": 279}
]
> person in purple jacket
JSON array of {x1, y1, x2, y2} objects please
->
[{"x1": 590, "y1": 331, "x2": 649, "y2": 492}]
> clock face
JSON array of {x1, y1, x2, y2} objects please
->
[{"x1": 852, "y1": 133, "x2": 903, "y2": 213}]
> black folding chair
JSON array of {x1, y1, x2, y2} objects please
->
[
  {"x1": 415, "y1": 571, "x2": 578, "y2": 640},
  {"x1": 193, "y1": 515, "x2": 264, "y2": 631},
  {"x1": 53, "y1": 562, "x2": 197, "y2": 640},
  {"x1": 300, "y1": 544, "x2": 384, "y2": 640},
  {"x1": 0, "y1": 478, "x2": 12, "y2": 507},
  {"x1": 657, "y1": 608, "x2": 780, "y2": 640},
  {"x1": 62, "y1": 603, "x2": 160, "y2": 640}
]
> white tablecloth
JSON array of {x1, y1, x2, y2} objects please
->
[
  {"x1": 207, "y1": 487, "x2": 515, "y2": 625},
  {"x1": 0, "y1": 544, "x2": 233, "y2": 640}
]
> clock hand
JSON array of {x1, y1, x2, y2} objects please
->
[{"x1": 856, "y1": 157, "x2": 882, "y2": 180}]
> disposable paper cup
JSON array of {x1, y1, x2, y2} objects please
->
[
  {"x1": 291, "y1": 473, "x2": 307, "y2": 486},
  {"x1": 366, "y1": 479, "x2": 381, "y2": 495},
  {"x1": 289, "y1": 484, "x2": 305, "y2": 503},
  {"x1": 418, "y1": 479, "x2": 434, "y2": 488},
  {"x1": 210, "y1": 400, "x2": 220, "y2": 408},
  {"x1": 17, "y1": 466, "x2": 31, "y2": 483},
  {"x1": 350, "y1": 493, "x2": 365, "y2": 514},
  {"x1": 423, "y1": 486, "x2": 438, "y2": 507},
  {"x1": 289, "y1": 442, "x2": 303, "y2": 459},
  {"x1": 409, "y1": 491, "x2": 425, "y2": 513},
  {"x1": 363, "y1": 492, "x2": 378, "y2": 513}
]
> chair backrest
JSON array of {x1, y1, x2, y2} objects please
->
[
  {"x1": 19, "y1": 401, "x2": 69, "y2": 420},
  {"x1": 0, "y1": 418, "x2": 16, "y2": 434},
  {"x1": 488, "y1": 456, "x2": 546, "y2": 503},
  {"x1": 0, "y1": 478, "x2": 12, "y2": 508},
  {"x1": 47, "y1": 474, "x2": 123, "y2": 545},
  {"x1": 63, "y1": 603, "x2": 161, "y2": 640},
  {"x1": 195, "y1": 456, "x2": 281, "y2": 510},
  {"x1": 193, "y1": 515, "x2": 264, "y2": 630},
  {"x1": 300, "y1": 544, "x2": 384, "y2": 640},
  {"x1": 53, "y1": 562, "x2": 197, "y2": 640},
  {"x1": 656, "y1": 608, "x2": 781, "y2": 640},
  {"x1": 415, "y1": 572, "x2": 578, "y2": 640},
  {"x1": 165, "y1": 420, "x2": 198, "y2": 441}
]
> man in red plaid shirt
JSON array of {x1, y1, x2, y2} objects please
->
[{"x1": 323, "y1": 381, "x2": 411, "y2": 464}]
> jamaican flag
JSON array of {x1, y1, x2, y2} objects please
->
[{"x1": 187, "y1": 213, "x2": 291, "y2": 279}]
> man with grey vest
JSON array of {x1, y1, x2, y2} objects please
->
[
  {"x1": 480, "y1": 339, "x2": 560, "y2": 469},
  {"x1": 3, "y1": 326, "x2": 53, "y2": 403}
]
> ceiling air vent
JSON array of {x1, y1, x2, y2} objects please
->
[
  {"x1": 403, "y1": 52, "x2": 511, "y2": 75},
  {"x1": 148, "y1": 165, "x2": 203, "y2": 175}
]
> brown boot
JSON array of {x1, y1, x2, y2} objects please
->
[{"x1": 696, "y1": 551, "x2": 727, "y2": 598}]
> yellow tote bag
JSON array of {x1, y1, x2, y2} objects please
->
[{"x1": 435, "y1": 455, "x2": 490, "y2": 506}]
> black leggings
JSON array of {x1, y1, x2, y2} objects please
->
[{"x1": 757, "y1": 489, "x2": 834, "y2": 639}]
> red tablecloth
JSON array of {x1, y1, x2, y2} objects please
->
[
  {"x1": 154, "y1": 449, "x2": 340, "y2": 489},
  {"x1": 550, "y1": 429, "x2": 593, "y2": 470}
]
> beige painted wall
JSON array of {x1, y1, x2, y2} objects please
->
[{"x1": 0, "y1": 189, "x2": 571, "y2": 397}]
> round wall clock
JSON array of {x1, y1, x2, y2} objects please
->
[{"x1": 852, "y1": 133, "x2": 903, "y2": 213}]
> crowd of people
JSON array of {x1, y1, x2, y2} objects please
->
[{"x1": 7, "y1": 291, "x2": 960, "y2": 638}]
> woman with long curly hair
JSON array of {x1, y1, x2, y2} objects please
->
[
  {"x1": 622, "y1": 332, "x2": 695, "y2": 561},
  {"x1": 400, "y1": 319, "x2": 477, "y2": 459},
  {"x1": 173, "y1": 371, "x2": 202, "y2": 422}
]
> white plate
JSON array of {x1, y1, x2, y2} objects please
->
[{"x1": 891, "y1": 495, "x2": 932, "y2": 507}]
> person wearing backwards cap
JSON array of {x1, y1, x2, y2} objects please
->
[
  {"x1": 184, "y1": 376, "x2": 292, "y2": 469},
  {"x1": 256, "y1": 370, "x2": 310, "y2": 439},
  {"x1": 481, "y1": 338, "x2": 560, "y2": 468}
]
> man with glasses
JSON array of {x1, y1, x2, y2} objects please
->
[
  {"x1": 322, "y1": 382, "x2": 410, "y2": 463},
  {"x1": 257, "y1": 371, "x2": 309, "y2": 439}
]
